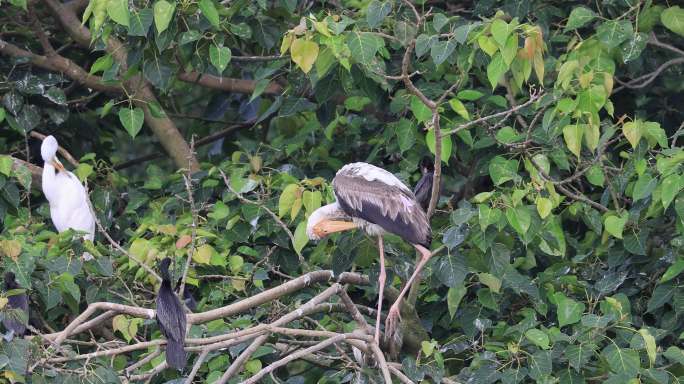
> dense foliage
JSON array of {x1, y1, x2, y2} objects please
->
[{"x1": 1, "y1": 0, "x2": 684, "y2": 382}]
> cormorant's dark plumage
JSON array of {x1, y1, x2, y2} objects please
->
[
  {"x1": 413, "y1": 156, "x2": 434, "y2": 212},
  {"x1": 156, "y1": 258, "x2": 187, "y2": 370},
  {"x1": 3, "y1": 272, "x2": 28, "y2": 336}
]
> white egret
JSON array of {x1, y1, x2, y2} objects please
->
[{"x1": 41, "y1": 135, "x2": 96, "y2": 260}]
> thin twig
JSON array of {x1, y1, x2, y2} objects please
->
[
  {"x1": 30, "y1": 131, "x2": 80, "y2": 167},
  {"x1": 184, "y1": 349, "x2": 209, "y2": 384},
  {"x1": 178, "y1": 137, "x2": 197, "y2": 299}
]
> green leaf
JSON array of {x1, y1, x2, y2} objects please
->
[
  {"x1": 638, "y1": 329, "x2": 657, "y2": 366},
  {"x1": 278, "y1": 184, "x2": 299, "y2": 218},
  {"x1": 472, "y1": 191, "x2": 493, "y2": 203},
  {"x1": 457, "y1": 89, "x2": 484, "y2": 101},
  {"x1": 208, "y1": 201, "x2": 230, "y2": 220},
  {"x1": 75, "y1": 163, "x2": 93, "y2": 182},
  {"x1": 622, "y1": 121, "x2": 642, "y2": 149},
  {"x1": 604, "y1": 214, "x2": 628, "y2": 239},
  {"x1": 556, "y1": 293, "x2": 585, "y2": 327},
  {"x1": 347, "y1": 32, "x2": 381, "y2": 66},
  {"x1": 107, "y1": 0, "x2": 130, "y2": 27},
  {"x1": 421, "y1": 340, "x2": 435, "y2": 357},
  {"x1": 198, "y1": 0, "x2": 220, "y2": 27},
  {"x1": 495, "y1": 126, "x2": 520, "y2": 143},
  {"x1": 506, "y1": 206, "x2": 531, "y2": 235},
  {"x1": 112, "y1": 315, "x2": 140, "y2": 342},
  {"x1": 661, "y1": 6, "x2": 684, "y2": 37},
  {"x1": 536, "y1": 197, "x2": 552, "y2": 219},
  {"x1": 290, "y1": 39, "x2": 319, "y2": 74},
  {"x1": 153, "y1": 0, "x2": 175, "y2": 34},
  {"x1": 128, "y1": 8, "x2": 154, "y2": 36},
  {"x1": 565, "y1": 7, "x2": 596, "y2": 31},
  {"x1": 90, "y1": 54, "x2": 113, "y2": 74},
  {"x1": 661, "y1": 174, "x2": 682, "y2": 209},
  {"x1": 293, "y1": 221, "x2": 308, "y2": 255},
  {"x1": 486, "y1": 52, "x2": 507, "y2": 90},
  {"x1": 602, "y1": 344, "x2": 640, "y2": 377},
  {"x1": 448, "y1": 98, "x2": 469, "y2": 120},
  {"x1": 562, "y1": 124, "x2": 583, "y2": 159},
  {"x1": 366, "y1": 0, "x2": 392, "y2": 29},
  {"x1": 447, "y1": 284, "x2": 466, "y2": 318},
  {"x1": 664, "y1": 346, "x2": 684, "y2": 365},
  {"x1": 344, "y1": 96, "x2": 371, "y2": 111},
  {"x1": 660, "y1": 259, "x2": 684, "y2": 283},
  {"x1": 597, "y1": 20, "x2": 633, "y2": 49},
  {"x1": 228, "y1": 255, "x2": 243, "y2": 273},
  {"x1": 431, "y1": 39, "x2": 457, "y2": 66},
  {"x1": 647, "y1": 282, "x2": 675, "y2": 312},
  {"x1": 489, "y1": 156, "x2": 519, "y2": 185},
  {"x1": 118, "y1": 107, "x2": 145, "y2": 138},
  {"x1": 0, "y1": 107, "x2": 5, "y2": 124},
  {"x1": 394, "y1": 118, "x2": 415, "y2": 153},
  {"x1": 478, "y1": 272, "x2": 501, "y2": 293},
  {"x1": 490, "y1": 19, "x2": 512, "y2": 46},
  {"x1": 586, "y1": 165, "x2": 605, "y2": 187},
  {"x1": 633, "y1": 173, "x2": 656, "y2": 201},
  {"x1": 8, "y1": 0, "x2": 26, "y2": 10},
  {"x1": 410, "y1": 96, "x2": 432, "y2": 122},
  {"x1": 209, "y1": 44, "x2": 232, "y2": 73},
  {"x1": 425, "y1": 129, "x2": 452, "y2": 163},
  {"x1": 302, "y1": 190, "x2": 322, "y2": 214},
  {"x1": 525, "y1": 329, "x2": 550, "y2": 350},
  {"x1": 0, "y1": 156, "x2": 12, "y2": 177}
]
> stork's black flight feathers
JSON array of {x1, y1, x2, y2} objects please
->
[
  {"x1": 156, "y1": 258, "x2": 187, "y2": 370},
  {"x1": 3, "y1": 272, "x2": 28, "y2": 336},
  {"x1": 413, "y1": 156, "x2": 434, "y2": 212}
]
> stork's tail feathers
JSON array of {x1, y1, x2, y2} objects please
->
[{"x1": 165, "y1": 340, "x2": 186, "y2": 370}]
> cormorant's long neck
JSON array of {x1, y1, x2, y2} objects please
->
[{"x1": 42, "y1": 161, "x2": 58, "y2": 203}]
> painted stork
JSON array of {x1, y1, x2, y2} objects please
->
[
  {"x1": 156, "y1": 258, "x2": 187, "y2": 370},
  {"x1": 40, "y1": 136, "x2": 96, "y2": 260},
  {"x1": 3, "y1": 272, "x2": 28, "y2": 337},
  {"x1": 307, "y1": 162, "x2": 432, "y2": 344}
]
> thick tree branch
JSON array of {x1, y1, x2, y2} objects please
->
[
  {"x1": 0, "y1": 39, "x2": 121, "y2": 93},
  {"x1": 177, "y1": 71, "x2": 283, "y2": 94},
  {"x1": 41, "y1": 0, "x2": 199, "y2": 171}
]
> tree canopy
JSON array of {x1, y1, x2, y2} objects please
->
[{"x1": 1, "y1": 0, "x2": 684, "y2": 382}]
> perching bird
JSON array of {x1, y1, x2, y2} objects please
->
[
  {"x1": 306, "y1": 162, "x2": 432, "y2": 344},
  {"x1": 413, "y1": 156, "x2": 435, "y2": 211},
  {"x1": 156, "y1": 258, "x2": 187, "y2": 370},
  {"x1": 41, "y1": 135, "x2": 96, "y2": 260},
  {"x1": 3, "y1": 272, "x2": 28, "y2": 337}
]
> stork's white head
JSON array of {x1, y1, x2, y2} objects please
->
[
  {"x1": 306, "y1": 203, "x2": 357, "y2": 240},
  {"x1": 41, "y1": 135, "x2": 65, "y2": 171}
]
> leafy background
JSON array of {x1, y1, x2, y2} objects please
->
[{"x1": 1, "y1": 0, "x2": 684, "y2": 382}]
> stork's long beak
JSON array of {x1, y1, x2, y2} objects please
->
[
  {"x1": 313, "y1": 220, "x2": 358, "y2": 238},
  {"x1": 51, "y1": 158, "x2": 66, "y2": 172}
]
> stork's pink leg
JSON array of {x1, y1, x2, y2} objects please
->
[
  {"x1": 384, "y1": 244, "x2": 433, "y2": 344},
  {"x1": 375, "y1": 235, "x2": 386, "y2": 344}
]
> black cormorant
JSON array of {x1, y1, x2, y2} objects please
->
[
  {"x1": 3, "y1": 272, "x2": 28, "y2": 336},
  {"x1": 413, "y1": 156, "x2": 435, "y2": 211},
  {"x1": 156, "y1": 258, "x2": 187, "y2": 370}
]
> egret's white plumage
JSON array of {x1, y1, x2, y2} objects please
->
[{"x1": 41, "y1": 136, "x2": 96, "y2": 259}]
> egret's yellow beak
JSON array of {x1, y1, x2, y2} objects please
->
[
  {"x1": 313, "y1": 220, "x2": 358, "y2": 238},
  {"x1": 51, "y1": 158, "x2": 66, "y2": 172}
]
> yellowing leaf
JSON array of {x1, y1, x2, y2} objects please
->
[
  {"x1": 290, "y1": 39, "x2": 319, "y2": 74},
  {"x1": 536, "y1": 197, "x2": 553, "y2": 219},
  {"x1": 280, "y1": 32, "x2": 294, "y2": 55},
  {"x1": 0, "y1": 240, "x2": 21, "y2": 259},
  {"x1": 562, "y1": 124, "x2": 583, "y2": 158},
  {"x1": 449, "y1": 98, "x2": 470, "y2": 120},
  {"x1": 279, "y1": 184, "x2": 299, "y2": 218},
  {"x1": 623, "y1": 121, "x2": 642, "y2": 149},
  {"x1": 293, "y1": 221, "x2": 308, "y2": 255},
  {"x1": 193, "y1": 244, "x2": 215, "y2": 264},
  {"x1": 639, "y1": 328, "x2": 657, "y2": 366},
  {"x1": 478, "y1": 273, "x2": 502, "y2": 293}
]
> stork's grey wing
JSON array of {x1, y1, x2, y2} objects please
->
[{"x1": 333, "y1": 173, "x2": 431, "y2": 247}]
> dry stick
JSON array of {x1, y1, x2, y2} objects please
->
[
  {"x1": 241, "y1": 334, "x2": 351, "y2": 384},
  {"x1": 124, "y1": 349, "x2": 161, "y2": 375},
  {"x1": 125, "y1": 361, "x2": 167, "y2": 382},
  {"x1": 49, "y1": 340, "x2": 164, "y2": 363},
  {"x1": 217, "y1": 168, "x2": 304, "y2": 265},
  {"x1": 184, "y1": 349, "x2": 209, "y2": 384},
  {"x1": 178, "y1": 137, "x2": 197, "y2": 298},
  {"x1": 52, "y1": 303, "x2": 155, "y2": 346},
  {"x1": 389, "y1": 364, "x2": 416, "y2": 384},
  {"x1": 216, "y1": 284, "x2": 344, "y2": 384},
  {"x1": 29, "y1": 131, "x2": 80, "y2": 167},
  {"x1": 369, "y1": 342, "x2": 393, "y2": 384},
  {"x1": 40, "y1": 310, "x2": 117, "y2": 341}
]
